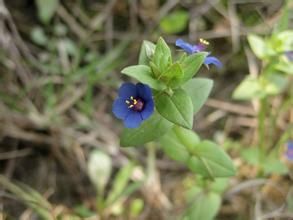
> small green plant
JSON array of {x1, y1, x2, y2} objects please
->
[
  {"x1": 232, "y1": 3, "x2": 293, "y2": 175},
  {"x1": 113, "y1": 37, "x2": 235, "y2": 179},
  {"x1": 111, "y1": 37, "x2": 235, "y2": 219},
  {"x1": 87, "y1": 150, "x2": 144, "y2": 219}
]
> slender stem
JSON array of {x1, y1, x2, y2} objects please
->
[
  {"x1": 146, "y1": 142, "x2": 156, "y2": 177},
  {"x1": 257, "y1": 97, "x2": 267, "y2": 164}
]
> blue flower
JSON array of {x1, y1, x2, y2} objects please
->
[
  {"x1": 285, "y1": 141, "x2": 293, "y2": 161},
  {"x1": 112, "y1": 82, "x2": 154, "y2": 128},
  {"x1": 175, "y1": 38, "x2": 222, "y2": 68},
  {"x1": 284, "y1": 51, "x2": 293, "y2": 61}
]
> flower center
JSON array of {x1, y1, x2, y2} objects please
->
[
  {"x1": 125, "y1": 96, "x2": 144, "y2": 112},
  {"x1": 197, "y1": 38, "x2": 209, "y2": 51}
]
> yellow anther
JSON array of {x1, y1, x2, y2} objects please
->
[
  {"x1": 130, "y1": 96, "x2": 134, "y2": 100},
  {"x1": 199, "y1": 38, "x2": 209, "y2": 45},
  {"x1": 133, "y1": 99, "x2": 137, "y2": 105},
  {"x1": 125, "y1": 100, "x2": 130, "y2": 104},
  {"x1": 128, "y1": 105, "x2": 134, "y2": 108}
]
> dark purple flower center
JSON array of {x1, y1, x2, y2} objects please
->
[
  {"x1": 195, "y1": 38, "x2": 209, "y2": 52},
  {"x1": 126, "y1": 96, "x2": 145, "y2": 112}
]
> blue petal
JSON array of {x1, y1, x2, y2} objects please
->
[
  {"x1": 112, "y1": 98, "x2": 130, "y2": 119},
  {"x1": 118, "y1": 82, "x2": 137, "y2": 99},
  {"x1": 141, "y1": 99, "x2": 154, "y2": 120},
  {"x1": 175, "y1": 39, "x2": 194, "y2": 54},
  {"x1": 136, "y1": 83, "x2": 153, "y2": 101},
  {"x1": 204, "y1": 56, "x2": 223, "y2": 68},
  {"x1": 124, "y1": 111, "x2": 143, "y2": 128},
  {"x1": 286, "y1": 141, "x2": 293, "y2": 160},
  {"x1": 285, "y1": 51, "x2": 293, "y2": 61},
  {"x1": 288, "y1": 141, "x2": 293, "y2": 149}
]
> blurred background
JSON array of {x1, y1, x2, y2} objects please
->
[{"x1": 0, "y1": 0, "x2": 292, "y2": 219}]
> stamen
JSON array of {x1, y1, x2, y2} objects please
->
[
  {"x1": 129, "y1": 104, "x2": 134, "y2": 108},
  {"x1": 125, "y1": 100, "x2": 130, "y2": 104},
  {"x1": 199, "y1": 38, "x2": 209, "y2": 45},
  {"x1": 133, "y1": 99, "x2": 137, "y2": 105},
  {"x1": 130, "y1": 96, "x2": 134, "y2": 100}
]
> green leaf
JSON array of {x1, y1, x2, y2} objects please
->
[
  {"x1": 106, "y1": 162, "x2": 135, "y2": 206},
  {"x1": 162, "y1": 62, "x2": 183, "y2": 78},
  {"x1": 129, "y1": 199, "x2": 144, "y2": 218},
  {"x1": 209, "y1": 178, "x2": 229, "y2": 194},
  {"x1": 262, "y1": 158, "x2": 288, "y2": 175},
  {"x1": 248, "y1": 34, "x2": 267, "y2": 59},
  {"x1": 173, "y1": 126, "x2": 200, "y2": 153},
  {"x1": 121, "y1": 65, "x2": 166, "y2": 90},
  {"x1": 262, "y1": 73, "x2": 288, "y2": 96},
  {"x1": 232, "y1": 76, "x2": 263, "y2": 100},
  {"x1": 241, "y1": 148, "x2": 259, "y2": 165},
  {"x1": 275, "y1": 61, "x2": 293, "y2": 75},
  {"x1": 160, "y1": 10, "x2": 189, "y2": 34},
  {"x1": 30, "y1": 27, "x2": 48, "y2": 46},
  {"x1": 160, "y1": 129, "x2": 190, "y2": 163},
  {"x1": 273, "y1": 30, "x2": 293, "y2": 52},
  {"x1": 160, "y1": 126, "x2": 200, "y2": 163},
  {"x1": 36, "y1": 0, "x2": 59, "y2": 24},
  {"x1": 185, "y1": 192, "x2": 221, "y2": 220},
  {"x1": 180, "y1": 52, "x2": 207, "y2": 83},
  {"x1": 183, "y1": 78, "x2": 213, "y2": 114},
  {"x1": 274, "y1": 0, "x2": 289, "y2": 33},
  {"x1": 161, "y1": 62, "x2": 184, "y2": 87},
  {"x1": 155, "y1": 88, "x2": 193, "y2": 129},
  {"x1": 138, "y1": 40, "x2": 155, "y2": 65},
  {"x1": 152, "y1": 37, "x2": 172, "y2": 74},
  {"x1": 120, "y1": 112, "x2": 173, "y2": 147},
  {"x1": 188, "y1": 140, "x2": 235, "y2": 178}
]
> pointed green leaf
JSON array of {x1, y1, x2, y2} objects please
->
[
  {"x1": 120, "y1": 112, "x2": 173, "y2": 147},
  {"x1": 36, "y1": 0, "x2": 59, "y2": 24},
  {"x1": 248, "y1": 34, "x2": 267, "y2": 59},
  {"x1": 162, "y1": 62, "x2": 184, "y2": 87},
  {"x1": 232, "y1": 76, "x2": 263, "y2": 100},
  {"x1": 152, "y1": 37, "x2": 172, "y2": 73},
  {"x1": 160, "y1": 10, "x2": 189, "y2": 34},
  {"x1": 274, "y1": 0, "x2": 289, "y2": 33},
  {"x1": 138, "y1": 40, "x2": 155, "y2": 65},
  {"x1": 106, "y1": 162, "x2": 135, "y2": 206},
  {"x1": 263, "y1": 73, "x2": 287, "y2": 96},
  {"x1": 155, "y1": 88, "x2": 193, "y2": 129},
  {"x1": 160, "y1": 126, "x2": 200, "y2": 162},
  {"x1": 121, "y1": 65, "x2": 166, "y2": 90},
  {"x1": 180, "y1": 52, "x2": 207, "y2": 83},
  {"x1": 173, "y1": 126, "x2": 200, "y2": 153},
  {"x1": 188, "y1": 140, "x2": 235, "y2": 178},
  {"x1": 262, "y1": 158, "x2": 288, "y2": 175},
  {"x1": 185, "y1": 192, "x2": 221, "y2": 220},
  {"x1": 183, "y1": 78, "x2": 213, "y2": 114},
  {"x1": 162, "y1": 62, "x2": 183, "y2": 79},
  {"x1": 160, "y1": 129, "x2": 190, "y2": 163}
]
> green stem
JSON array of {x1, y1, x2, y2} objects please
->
[
  {"x1": 146, "y1": 142, "x2": 156, "y2": 177},
  {"x1": 258, "y1": 97, "x2": 267, "y2": 163}
]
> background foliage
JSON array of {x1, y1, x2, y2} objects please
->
[{"x1": 0, "y1": 0, "x2": 292, "y2": 219}]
